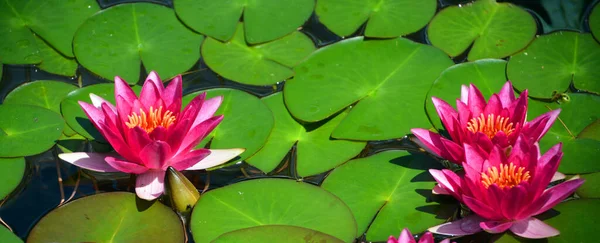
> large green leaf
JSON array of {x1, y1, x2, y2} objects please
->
[
  {"x1": 284, "y1": 37, "x2": 453, "y2": 140},
  {"x1": 246, "y1": 92, "x2": 365, "y2": 176},
  {"x1": 507, "y1": 31, "x2": 600, "y2": 98},
  {"x1": 213, "y1": 225, "x2": 345, "y2": 243},
  {"x1": 0, "y1": 157, "x2": 25, "y2": 200},
  {"x1": 0, "y1": 0, "x2": 99, "y2": 64},
  {"x1": 27, "y1": 192, "x2": 184, "y2": 242},
  {"x1": 528, "y1": 93, "x2": 600, "y2": 173},
  {"x1": 321, "y1": 150, "x2": 453, "y2": 242},
  {"x1": 0, "y1": 104, "x2": 64, "y2": 157},
  {"x1": 425, "y1": 59, "x2": 509, "y2": 130},
  {"x1": 34, "y1": 35, "x2": 78, "y2": 77},
  {"x1": 577, "y1": 172, "x2": 600, "y2": 199},
  {"x1": 543, "y1": 199, "x2": 600, "y2": 243},
  {"x1": 174, "y1": 0, "x2": 314, "y2": 44},
  {"x1": 4, "y1": 80, "x2": 77, "y2": 114},
  {"x1": 316, "y1": 0, "x2": 436, "y2": 38},
  {"x1": 590, "y1": 2, "x2": 600, "y2": 41},
  {"x1": 202, "y1": 24, "x2": 315, "y2": 86},
  {"x1": 0, "y1": 226, "x2": 22, "y2": 243},
  {"x1": 190, "y1": 178, "x2": 357, "y2": 243},
  {"x1": 183, "y1": 89, "x2": 274, "y2": 162},
  {"x1": 427, "y1": 0, "x2": 536, "y2": 61},
  {"x1": 73, "y1": 3, "x2": 204, "y2": 83}
]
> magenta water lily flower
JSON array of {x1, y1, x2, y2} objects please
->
[
  {"x1": 59, "y1": 71, "x2": 244, "y2": 200},
  {"x1": 411, "y1": 82, "x2": 559, "y2": 164},
  {"x1": 388, "y1": 228, "x2": 453, "y2": 243},
  {"x1": 427, "y1": 136, "x2": 584, "y2": 239}
]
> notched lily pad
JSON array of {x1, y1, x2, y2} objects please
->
[
  {"x1": 428, "y1": 0, "x2": 536, "y2": 60},
  {"x1": 4, "y1": 80, "x2": 77, "y2": 114},
  {"x1": 0, "y1": 157, "x2": 25, "y2": 200},
  {"x1": 540, "y1": 199, "x2": 600, "y2": 243},
  {"x1": 213, "y1": 225, "x2": 345, "y2": 243}
]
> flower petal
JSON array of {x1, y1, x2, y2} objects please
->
[
  {"x1": 192, "y1": 96, "x2": 223, "y2": 128},
  {"x1": 432, "y1": 184, "x2": 450, "y2": 195},
  {"x1": 531, "y1": 178, "x2": 585, "y2": 216},
  {"x1": 114, "y1": 76, "x2": 138, "y2": 103},
  {"x1": 463, "y1": 195, "x2": 503, "y2": 220},
  {"x1": 177, "y1": 116, "x2": 224, "y2": 155},
  {"x1": 510, "y1": 217, "x2": 559, "y2": 239},
  {"x1": 89, "y1": 93, "x2": 116, "y2": 112},
  {"x1": 480, "y1": 220, "x2": 513, "y2": 234},
  {"x1": 58, "y1": 152, "x2": 121, "y2": 172},
  {"x1": 135, "y1": 170, "x2": 166, "y2": 201},
  {"x1": 139, "y1": 141, "x2": 172, "y2": 169},
  {"x1": 105, "y1": 156, "x2": 148, "y2": 174},
  {"x1": 139, "y1": 79, "x2": 162, "y2": 110},
  {"x1": 145, "y1": 71, "x2": 165, "y2": 94},
  {"x1": 411, "y1": 128, "x2": 463, "y2": 163},
  {"x1": 551, "y1": 172, "x2": 565, "y2": 182},
  {"x1": 418, "y1": 232, "x2": 434, "y2": 243},
  {"x1": 460, "y1": 85, "x2": 469, "y2": 104},
  {"x1": 428, "y1": 214, "x2": 484, "y2": 236},
  {"x1": 509, "y1": 89, "x2": 528, "y2": 125},
  {"x1": 429, "y1": 169, "x2": 461, "y2": 198},
  {"x1": 432, "y1": 97, "x2": 459, "y2": 138},
  {"x1": 185, "y1": 148, "x2": 245, "y2": 170},
  {"x1": 468, "y1": 84, "x2": 487, "y2": 116},
  {"x1": 164, "y1": 75, "x2": 182, "y2": 112},
  {"x1": 498, "y1": 81, "x2": 516, "y2": 107},
  {"x1": 78, "y1": 101, "x2": 105, "y2": 128},
  {"x1": 522, "y1": 109, "x2": 561, "y2": 142},
  {"x1": 398, "y1": 228, "x2": 415, "y2": 243},
  {"x1": 170, "y1": 149, "x2": 211, "y2": 171}
]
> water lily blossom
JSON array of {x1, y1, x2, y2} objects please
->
[
  {"x1": 428, "y1": 136, "x2": 584, "y2": 238},
  {"x1": 59, "y1": 71, "x2": 244, "y2": 200},
  {"x1": 411, "y1": 82, "x2": 559, "y2": 164},
  {"x1": 388, "y1": 228, "x2": 452, "y2": 243}
]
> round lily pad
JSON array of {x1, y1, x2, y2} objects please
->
[
  {"x1": 0, "y1": 157, "x2": 25, "y2": 200},
  {"x1": 213, "y1": 225, "x2": 344, "y2": 243},
  {"x1": 426, "y1": 59, "x2": 509, "y2": 130},
  {"x1": 542, "y1": 199, "x2": 600, "y2": 243},
  {"x1": 428, "y1": 0, "x2": 536, "y2": 60},
  {"x1": 590, "y1": 3, "x2": 600, "y2": 41},
  {"x1": 507, "y1": 31, "x2": 600, "y2": 98},
  {"x1": 190, "y1": 178, "x2": 357, "y2": 243},
  {"x1": 0, "y1": 0, "x2": 99, "y2": 64},
  {"x1": 321, "y1": 150, "x2": 453, "y2": 242},
  {"x1": 4, "y1": 80, "x2": 77, "y2": 114},
  {"x1": 73, "y1": 2, "x2": 204, "y2": 83},
  {"x1": 577, "y1": 172, "x2": 600, "y2": 199},
  {"x1": 174, "y1": 0, "x2": 314, "y2": 44},
  {"x1": 316, "y1": 0, "x2": 436, "y2": 38},
  {"x1": 528, "y1": 93, "x2": 600, "y2": 173},
  {"x1": 0, "y1": 104, "x2": 64, "y2": 157},
  {"x1": 27, "y1": 192, "x2": 184, "y2": 242},
  {"x1": 183, "y1": 88, "x2": 274, "y2": 162},
  {"x1": 0, "y1": 225, "x2": 22, "y2": 243},
  {"x1": 202, "y1": 24, "x2": 315, "y2": 86},
  {"x1": 34, "y1": 35, "x2": 78, "y2": 77},
  {"x1": 284, "y1": 37, "x2": 453, "y2": 140},
  {"x1": 246, "y1": 92, "x2": 365, "y2": 176}
]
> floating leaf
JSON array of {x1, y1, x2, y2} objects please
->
[
  {"x1": 0, "y1": 157, "x2": 25, "y2": 200},
  {"x1": 316, "y1": 0, "x2": 436, "y2": 38},
  {"x1": 0, "y1": 104, "x2": 64, "y2": 157},
  {"x1": 0, "y1": 0, "x2": 99, "y2": 64},
  {"x1": 174, "y1": 0, "x2": 314, "y2": 43},
  {"x1": 27, "y1": 192, "x2": 184, "y2": 242},
  {"x1": 528, "y1": 93, "x2": 600, "y2": 173},
  {"x1": 213, "y1": 225, "x2": 345, "y2": 243},
  {"x1": 284, "y1": 37, "x2": 453, "y2": 140},
  {"x1": 73, "y1": 3, "x2": 204, "y2": 83},
  {"x1": 4, "y1": 80, "x2": 77, "y2": 114},
  {"x1": 321, "y1": 150, "x2": 453, "y2": 242},
  {"x1": 202, "y1": 24, "x2": 315, "y2": 86},
  {"x1": 0, "y1": 226, "x2": 22, "y2": 243},
  {"x1": 541, "y1": 199, "x2": 600, "y2": 243},
  {"x1": 590, "y1": 2, "x2": 600, "y2": 41},
  {"x1": 183, "y1": 88, "x2": 274, "y2": 162},
  {"x1": 34, "y1": 35, "x2": 78, "y2": 77},
  {"x1": 577, "y1": 172, "x2": 600, "y2": 199},
  {"x1": 426, "y1": 59, "x2": 508, "y2": 130},
  {"x1": 507, "y1": 31, "x2": 600, "y2": 98},
  {"x1": 190, "y1": 178, "x2": 357, "y2": 243},
  {"x1": 427, "y1": 0, "x2": 536, "y2": 60},
  {"x1": 246, "y1": 92, "x2": 365, "y2": 176}
]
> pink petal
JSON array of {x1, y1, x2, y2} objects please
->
[
  {"x1": 480, "y1": 220, "x2": 513, "y2": 234},
  {"x1": 428, "y1": 214, "x2": 484, "y2": 236},
  {"x1": 89, "y1": 93, "x2": 116, "y2": 112},
  {"x1": 522, "y1": 109, "x2": 561, "y2": 142},
  {"x1": 411, "y1": 128, "x2": 463, "y2": 163},
  {"x1": 145, "y1": 71, "x2": 164, "y2": 94},
  {"x1": 483, "y1": 95, "x2": 502, "y2": 116},
  {"x1": 529, "y1": 143, "x2": 563, "y2": 196},
  {"x1": 97, "y1": 121, "x2": 139, "y2": 162},
  {"x1": 551, "y1": 172, "x2": 565, "y2": 182},
  {"x1": 432, "y1": 97, "x2": 459, "y2": 138},
  {"x1": 468, "y1": 84, "x2": 487, "y2": 116},
  {"x1": 164, "y1": 75, "x2": 182, "y2": 112},
  {"x1": 149, "y1": 126, "x2": 167, "y2": 141},
  {"x1": 387, "y1": 235, "x2": 399, "y2": 243},
  {"x1": 501, "y1": 185, "x2": 527, "y2": 219},
  {"x1": 78, "y1": 101, "x2": 105, "y2": 128},
  {"x1": 177, "y1": 116, "x2": 223, "y2": 155},
  {"x1": 114, "y1": 76, "x2": 138, "y2": 103},
  {"x1": 510, "y1": 217, "x2": 559, "y2": 239},
  {"x1": 463, "y1": 144, "x2": 487, "y2": 172},
  {"x1": 460, "y1": 85, "x2": 469, "y2": 104},
  {"x1": 135, "y1": 170, "x2": 166, "y2": 200},
  {"x1": 509, "y1": 90, "x2": 528, "y2": 125},
  {"x1": 497, "y1": 81, "x2": 516, "y2": 107},
  {"x1": 170, "y1": 149, "x2": 211, "y2": 171},
  {"x1": 105, "y1": 156, "x2": 148, "y2": 174},
  {"x1": 429, "y1": 169, "x2": 461, "y2": 198},
  {"x1": 439, "y1": 139, "x2": 464, "y2": 164},
  {"x1": 418, "y1": 232, "x2": 434, "y2": 243},
  {"x1": 58, "y1": 152, "x2": 120, "y2": 172},
  {"x1": 531, "y1": 178, "x2": 585, "y2": 216},
  {"x1": 432, "y1": 184, "x2": 450, "y2": 195},
  {"x1": 166, "y1": 118, "x2": 192, "y2": 152},
  {"x1": 126, "y1": 126, "x2": 153, "y2": 155},
  {"x1": 185, "y1": 148, "x2": 245, "y2": 170},
  {"x1": 139, "y1": 79, "x2": 162, "y2": 110},
  {"x1": 116, "y1": 95, "x2": 133, "y2": 124},
  {"x1": 192, "y1": 96, "x2": 223, "y2": 128},
  {"x1": 180, "y1": 92, "x2": 206, "y2": 122},
  {"x1": 398, "y1": 228, "x2": 416, "y2": 243},
  {"x1": 463, "y1": 195, "x2": 503, "y2": 220},
  {"x1": 139, "y1": 141, "x2": 172, "y2": 169}
]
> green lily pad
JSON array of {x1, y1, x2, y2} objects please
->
[
  {"x1": 190, "y1": 178, "x2": 357, "y2": 243},
  {"x1": 0, "y1": 104, "x2": 64, "y2": 157},
  {"x1": 4, "y1": 80, "x2": 77, "y2": 114},
  {"x1": 321, "y1": 150, "x2": 452, "y2": 242},
  {"x1": 577, "y1": 172, "x2": 600, "y2": 199},
  {"x1": 528, "y1": 93, "x2": 600, "y2": 174},
  {"x1": 56, "y1": 133, "x2": 87, "y2": 154},
  {"x1": 542, "y1": 199, "x2": 600, "y2": 243},
  {"x1": 27, "y1": 192, "x2": 184, "y2": 242},
  {"x1": 0, "y1": 225, "x2": 22, "y2": 243},
  {"x1": 73, "y1": 2, "x2": 204, "y2": 84},
  {"x1": 284, "y1": 37, "x2": 453, "y2": 140},
  {"x1": 315, "y1": 0, "x2": 436, "y2": 38},
  {"x1": 246, "y1": 92, "x2": 365, "y2": 176},
  {"x1": 174, "y1": 0, "x2": 314, "y2": 44},
  {"x1": 35, "y1": 35, "x2": 78, "y2": 77},
  {"x1": 202, "y1": 24, "x2": 315, "y2": 86},
  {"x1": 183, "y1": 88, "x2": 274, "y2": 162},
  {"x1": 213, "y1": 225, "x2": 345, "y2": 243},
  {"x1": 0, "y1": 0, "x2": 99, "y2": 64},
  {"x1": 426, "y1": 59, "x2": 509, "y2": 130},
  {"x1": 507, "y1": 31, "x2": 600, "y2": 98},
  {"x1": 427, "y1": 0, "x2": 536, "y2": 61},
  {"x1": 590, "y1": 3, "x2": 600, "y2": 41},
  {"x1": 0, "y1": 157, "x2": 25, "y2": 200}
]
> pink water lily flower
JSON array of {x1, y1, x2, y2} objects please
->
[
  {"x1": 411, "y1": 82, "x2": 559, "y2": 164},
  {"x1": 388, "y1": 228, "x2": 453, "y2": 243},
  {"x1": 59, "y1": 71, "x2": 244, "y2": 200},
  {"x1": 428, "y1": 136, "x2": 584, "y2": 239}
]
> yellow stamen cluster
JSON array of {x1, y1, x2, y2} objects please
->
[
  {"x1": 126, "y1": 106, "x2": 176, "y2": 133},
  {"x1": 481, "y1": 163, "x2": 531, "y2": 189},
  {"x1": 466, "y1": 113, "x2": 515, "y2": 139}
]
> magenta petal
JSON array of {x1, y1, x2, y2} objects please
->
[
  {"x1": 135, "y1": 170, "x2": 166, "y2": 201},
  {"x1": 145, "y1": 71, "x2": 164, "y2": 94},
  {"x1": 139, "y1": 141, "x2": 172, "y2": 169},
  {"x1": 180, "y1": 92, "x2": 206, "y2": 122},
  {"x1": 522, "y1": 109, "x2": 561, "y2": 142},
  {"x1": 411, "y1": 128, "x2": 463, "y2": 163},
  {"x1": 428, "y1": 214, "x2": 484, "y2": 236},
  {"x1": 468, "y1": 84, "x2": 487, "y2": 115},
  {"x1": 510, "y1": 217, "x2": 559, "y2": 239},
  {"x1": 79, "y1": 101, "x2": 105, "y2": 127},
  {"x1": 89, "y1": 93, "x2": 116, "y2": 112},
  {"x1": 509, "y1": 89, "x2": 528, "y2": 125},
  {"x1": 127, "y1": 126, "x2": 152, "y2": 154},
  {"x1": 498, "y1": 81, "x2": 516, "y2": 107},
  {"x1": 139, "y1": 79, "x2": 161, "y2": 109},
  {"x1": 105, "y1": 157, "x2": 148, "y2": 174},
  {"x1": 166, "y1": 119, "x2": 192, "y2": 152},
  {"x1": 532, "y1": 179, "x2": 585, "y2": 216},
  {"x1": 387, "y1": 236, "x2": 399, "y2": 243},
  {"x1": 114, "y1": 76, "x2": 138, "y2": 103},
  {"x1": 58, "y1": 153, "x2": 121, "y2": 172},
  {"x1": 192, "y1": 96, "x2": 223, "y2": 127},
  {"x1": 432, "y1": 184, "x2": 450, "y2": 195},
  {"x1": 464, "y1": 144, "x2": 487, "y2": 172},
  {"x1": 480, "y1": 221, "x2": 513, "y2": 234},
  {"x1": 170, "y1": 149, "x2": 211, "y2": 171},
  {"x1": 164, "y1": 75, "x2": 182, "y2": 112},
  {"x1": 177, "y1": 116, "x2": 223, "y2": 155},
  {"x1": 185, "y1": 148, "x2": 245, "y2": 170},
  {"x1": 483, "y1": 95, "x2": 502, "y2": 116},
  {"x1": 432, "y1": 97, "x2": 459, "y2": 136},
  {"x1": 398, "y1": 228, "x2": 415, "y2": 243},
  {"x1": 463, "y1": 195, "x2": 503, "y2": 220},
  {"x1": 501, "y1": 185, "x2": 527, "y2": 219},
  {"x1": 97, "y1": 121, "x2": 138, "y2": 161},
  {"x1": 418, "y1": 232, "x2": 434, "y2": 243},
  {"x1": 429, "y1": 169, "x2": 459, "y2": 195}
]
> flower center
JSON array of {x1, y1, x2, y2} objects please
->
[
  {"x1": 480, "y1": 163, "x2": 531, "y2": 189},
  {"x1": 466, "y1": 113, "x2": 515, "y2": 139},
  {"x1": 125, "y1": 106, "x2": 176, "y2": 133}
]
